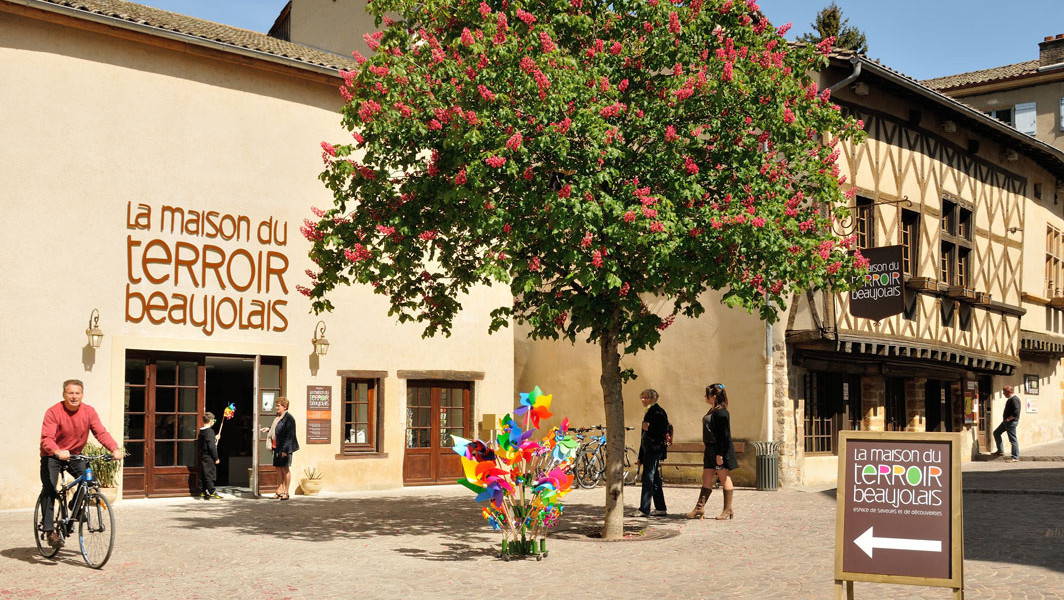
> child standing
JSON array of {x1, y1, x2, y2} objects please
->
[{"x1": 198, "y1": 412, "x2": 221, "y2": 499}]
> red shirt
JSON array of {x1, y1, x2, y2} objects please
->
[{"x1": 40, "y1": 402, "x2": 118, "y2": 457}]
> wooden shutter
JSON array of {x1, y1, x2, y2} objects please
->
[{"x1": 1015, "y1": 102, "x2": 1037, "y2": 135}]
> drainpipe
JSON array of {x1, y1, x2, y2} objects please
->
[
  {"x1": 753, "y1": 304, "x2": 782, "y2": 490},
  {"x1": 829, "y1": 56, "x2": 863, "y2": 93}
]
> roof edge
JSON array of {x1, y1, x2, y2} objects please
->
[{"x1": 14, "y1": 0, "x2": 342, "y2": 78}]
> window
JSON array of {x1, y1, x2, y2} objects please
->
[
  {"x1": 940, "y1": 199, "x2": 972, "y2": 286},
  {"x1": 343, "y1": 378, "x2": 381, "y2": 453},
  {"x1": 803, "y1": 372, "x2": 861, "y2": 455},
  {"x1": 986, "y1": 107, "x2": 1013, "y2": 126},
  {"x1": 1059, "y1": 98, "x2": 1064, "y2": 132},
  {"x1": 855, "y1": 196, "x2": 875, "y2": 249},
  {"x1": 1048, "y1": 225, "x2": 1064, "y2": 298},
  {"x1": 901, "y1": 210, "x2": 920, "y2": 277}
]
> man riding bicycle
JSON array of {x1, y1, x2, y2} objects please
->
[{"x1": 39, "y1": 379, "x2": 124, "y2": 548}]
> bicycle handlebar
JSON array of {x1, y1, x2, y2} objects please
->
[{"x1": 63, "y1": 454, "x2": 117, "y2": 462}]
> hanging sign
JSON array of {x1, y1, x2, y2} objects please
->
[
  {"x1": 835, "y1": 431, "x2": 963, "y2": 596},
  {"x1": 306, "y1": 385, "x2": 332, "y2": 444},
  {"x1": 849, "y1": 245, "x2": 905, "y2": 321}
]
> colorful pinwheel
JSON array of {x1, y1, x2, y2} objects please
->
[{"x1": 453, "y1": 387, "x2": 578, "y2": 559}]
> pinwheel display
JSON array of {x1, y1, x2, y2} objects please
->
[
  {"x1": 454, "y1": 386, "x2": 578, "y2": 560},
  {"x1": 217, "y1": 402, "x2": 236, "y2": 442}
]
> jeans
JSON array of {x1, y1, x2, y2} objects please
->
[
  {"x1": 639, "y1": 447, "x2": 666, "y2": 514},
  {"x1": 39, "y1": 456, "x2": 84, "y2": 532},
  {"x1": 993, "y1": 419, "x2": 1019, "y2": 459}
]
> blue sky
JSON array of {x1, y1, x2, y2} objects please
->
[{"x1": 137, "y1": 0, "x2": 1064, "y2": 80}]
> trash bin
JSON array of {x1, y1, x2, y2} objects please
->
[{"x1": 751, "y1": 441, "x2": 782, "y2": 491}]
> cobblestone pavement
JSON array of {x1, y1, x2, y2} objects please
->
[{"x1": 1, "y1": 460, "x2": 1061, "y2": 600}]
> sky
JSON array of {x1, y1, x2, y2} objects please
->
[{"x1": 134, "y1": 0, "x2": 1064, "y2": 81}]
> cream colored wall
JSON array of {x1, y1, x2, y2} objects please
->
[
  {"x1": 514, "y1": 291, "x2": 770, "y2": 460},
  {"x1": 955, "y1": 81, "x2": 1064, "y2": 152},
  {"x1": 0, "y1": 11, "x2": 513, "y2": 509},
  {"x1": 1002, "y1": 360, "x2": 1064, "y2": 450},
  {"x1": 289, "y1": 0, "x2": 377, "y2": 59}
]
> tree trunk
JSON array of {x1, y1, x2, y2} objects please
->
[{"x1": 599, "y1": 318, "x2": 626, "y2": 540}]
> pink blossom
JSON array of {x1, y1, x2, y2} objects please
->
[
  {"x1": 826, "y1": 261, "x2": 842, "y2": 274},
  {"x1": 369, "y1": 65, "x2": 389, "y2": 77},
  {"x1": 665, "y1": 125, "x2": 678, "y2": 142},
  {"x1": 345, "y1": 244, "x2": 371, "y2": 262},
  {"x1": 610, "y1": 41, "x2": 623, "y2": 55},
  {"x1": 581, "y1": 232, "x2": 593, "y2": 248},
  {"x1": 539, "y1": 31, "x2": 556, "y2": 53},
  {"x1": 376, "y1": 225, "x2": 395, "y2": 235},
  {"x1": 520, "y1": 56, "x2": 536, "y2": 72},
  {"x1": 751, "y1": 217, "x2": 766, "y2": 227},
  {"x1": 516, "y1": 9, "x2": 536, "y2": 25},
  {"x1": 358, "y1": 100, "x2": 382, "y2": 123},
  {"x1": 419, "y1": 231, "x2": 438, "y2": 241},
  {"x1": 684, "y1": 156, "x2": 699, "y2": 174},
  {"x1": 321, "y1": 141, "x2": 337, "y2": 156},
  {"x1": 428, "y1": 119, "x2": 443, "y2": 130},
  {"x1": 296, "y1": 285, "x2": 312, "y2": 297},
  {"x1": 669, "y1": 12, "x2": 680, "y2": 34},
  {"x1": 816, "y1": 36, "x2": 835, "y2": 55},
  {"x1": 352, "y1": 132, "x2": 365, "y2": 144},
  {"x1": 783, "y1": 108, "x2": 796, "y2": 124},
  {"x1": 650, "y1": 221, "x2": 664, "y2": 233},
  {"x1": 455, "y1": 167, "x2": 467, "y2": 185},
  {"x1": 722, "y1": 61, "x2": 733, "y2": 82},
  {"x1": 777, "y1": 22, "x2": 792, "y2": 36},
  {"x1": 523, "y1": 167, "x2": 534, "y2": 180},
  {"x1": 600, "y1": 102, "x2": 625, "y2": 118},
  {"x1": 506, "y1": 132, "x2": 523, "y2": 150},
  {"x1": 363, "y1": 31, "x2": 384, "y2": 51},
  {"x1": 478, "y1": 84, "x2": 496, "y2": 101},
  {"x1": 351, "y1": 51, "x2": 367, "y2": 65},
  {"x1": 619, "y1": 282, "x2": 630, "y2": 297},
  {"x1": 558, "y1": 184, "x2": 571, "y2": 198},
  {"x1": 478, "y1": 2, "x2": 491, "y2": 17},
  {"x1": 623, "y1": 210, "x2": 637, "y2": 223},
  {"x1": 485, "y1": 155, "x2": 506, "y2": 168},
  {"x1": 591, "y1": 250, "x2": 603, "y2": 268},
  {"x1": 618, "y1": 79, "x2": 629, "y2": 92},
  {"x1": 554, "y1": 117, "x2": 572, "y2": 133},
  {"x1": 461, "y1": 28, "x2": 474, "y2": 46}
]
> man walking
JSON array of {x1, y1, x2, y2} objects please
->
[
  {"x1": 992, "y1": 384, "x2": 1022, "y2": 462},
  {"x1": 637, "y1": 389, "x2": 670, "y2": 517}
]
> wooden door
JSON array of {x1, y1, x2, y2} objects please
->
[
  {"x1": 122, "y1": 354, "x2": 204, "y2": 497},
  {"x1": 403, "y1": 381, "x2": 471, "y2": 485},
  {"x1": 254, "y1": 357, "x2": 284, "y2": 495}
]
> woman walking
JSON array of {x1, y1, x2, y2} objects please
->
[
  {"x1": 685, "y1": 383, "x2": 738, "y2": 520},
  {"x1": 263, "y1": 397, "x2": 299, "y2": 499}
]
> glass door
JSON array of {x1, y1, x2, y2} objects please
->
[{"x1": 403, "y1": 381, "x2": 471, "y2": 484}]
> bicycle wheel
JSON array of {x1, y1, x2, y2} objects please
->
[
  {"x1": 78, "y1": 490, "x2": 114, "y2": 569},
  {"x1": 587, "y1": 451, "x2": 605, "y2": 487},
  {"x1": 573, "y1": 453, "x2": 598, "y2": 489},
  {"x1": 622, "y1": 447, "x2": 641, "y2": 486},
  {"x1": 33, "y1": 494, "x2": 62, "y2": 559}
]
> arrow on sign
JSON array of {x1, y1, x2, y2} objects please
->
[{"x1": 854, "y1": 526, "x2": 942, "y2": 558}]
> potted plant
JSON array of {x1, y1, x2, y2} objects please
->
[
  {"x1": 83, "y1": 442, "x2": 121, "y2": 503},
  {"x1": 300, "y1": 466, "x2": 324, "y2": 495}
]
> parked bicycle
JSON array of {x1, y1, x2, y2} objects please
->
[
  {"x1": 34, "y1": 454, "x2": 116, "y2": 568},
  {"x1": 570, "y1": 426, "x2": 639, "y2": 488}
]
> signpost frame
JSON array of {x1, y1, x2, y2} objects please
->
[{"x1": 834, "y1": 431, "x2": 964, "y2": 599}]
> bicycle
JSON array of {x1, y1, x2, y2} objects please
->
[
  {"x1": 34, "y1": 454, "x2": 117, "y2": 568},
  {"x1": 571, "y1": 426, "x2": 639, "y2": 488}
]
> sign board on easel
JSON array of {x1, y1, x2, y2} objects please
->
[{"x1": 834, "y1": 431, "x2": 964, "y2": 599}]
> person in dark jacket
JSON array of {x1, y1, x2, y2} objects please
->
[
  {"x1": 264, "y1": 397, "x2": 299, "y2": 499},
  {"x1": 685, "y1": 383, "x2": 738, "y2": 520},
  {"x1": 198, "y1": 412, "x2": 221, "y2": 499},
  {"x1": 992, "y1": 385, "x2": 1022, "y2": 462},
  {"x1": 636, "y1": 389, "x2": 670, "y2": 517}
]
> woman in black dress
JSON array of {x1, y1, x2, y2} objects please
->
[
  {"x1": 265, "y1": 397, "x2": 299, "y2": 500},
  {"x1": 684, "y1": 383, "x2": 738, "y2": 519}
]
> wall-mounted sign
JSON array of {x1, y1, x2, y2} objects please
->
[
  {"x1": 835, "y1": 431, "x2": 963, "y2": 596},
  {"x1": 125, "y1": 202, "x2": 291, "y2": 335},
  {"x1": 849, "y1": 245, "x2": 905, "y2": 321},
  {"x1": 1024, "y1": 374, "x2": 1039, "y2": 395},
  {"x1": 306, "y1": 385, "x2": 332, "y2": 444},
  {"x1": 964, "y1": 381, "x2": 978, "y2": 425}
]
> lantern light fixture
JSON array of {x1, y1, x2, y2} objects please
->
[
  {"x1": 87, "y1": 308, "x2": 104, "y2": 349},
  {"x1": 312, "y1": 321, "x2": 330, "y2": 356}
]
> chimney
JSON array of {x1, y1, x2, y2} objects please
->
[{"x1": 1039, "y1": 34, "x2": 1064, "y2": 67}]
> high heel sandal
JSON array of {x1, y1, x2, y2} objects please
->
[{"x1": 279, "y1": 493, "x2": 289, "y2": 501}]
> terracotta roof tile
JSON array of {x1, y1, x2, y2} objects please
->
[
  {"x1": 921, "y1": 60, "x2": 1039, "y2": 91},
  {"x1": 28, "y1": 0, "x2": 359, "y2": 72}
]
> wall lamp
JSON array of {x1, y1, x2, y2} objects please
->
[
  {"x1": 1008, "y1": 227, "x2": 1023, "y2": 234},
  {"x1": 312, "y1": 321, "x2": 330, "y2": 356},
  {"x1": 86, "y1": 308, "x2": 104, "y2": 349}
]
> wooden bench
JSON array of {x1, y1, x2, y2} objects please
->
[{"x1": 663, "y1": 440, "x2": 747, "y2": 468}]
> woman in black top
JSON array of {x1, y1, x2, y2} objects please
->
[
  {"x1": 263, "y1": 397, "x2": 299, "y2": 500},
  {"x1": 684, "y1": 383, "x2": 738, "y2": 520}
]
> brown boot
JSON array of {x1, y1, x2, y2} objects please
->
[
  {"x1": 716, "y1": 489, "x2": 734, "y2": 520},
  {"x1": 684, "y1": 487, "x2": 713, "y2": 519}
]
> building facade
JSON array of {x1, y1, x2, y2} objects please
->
[{"x1": 0, "y1": 0, "x2": 513, "y2": 509}]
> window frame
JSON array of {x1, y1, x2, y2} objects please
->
[
  {"x1": 854, "y1": 195, "x2": 875, "y2": 249},
  {"x1": 341, "y1": 377, "x2": 382, "y2": 454},
  {"x1": 901, "y1": 209, "x2": 920, "y2": 277},
  {"x1": 940, "y1": 199, "x2": 973, "y2": 286},
  {"x1": 803, "y1": 372, "x2": 862, "y2": 455},
  {"x1": 1047, "y1": 224, "x2": 1064, "y2": 299}
]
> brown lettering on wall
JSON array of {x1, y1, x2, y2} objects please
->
[{"x1": 124, "y1": 202, "x2": 291, "y2": 336}]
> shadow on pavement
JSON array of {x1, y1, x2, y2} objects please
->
[
  {"x1": 164, "y1": 493, "x2": 642, "y2": 561},
  {"x1": 0, "y1": 546, "x2": 99, "y2": 569}
]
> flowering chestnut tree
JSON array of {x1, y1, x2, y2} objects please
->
[{"x1": 305, "y1": 0, "x2": 866, "y2": 538}]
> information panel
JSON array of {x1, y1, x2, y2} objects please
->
[
  {"x1": 306, "y1": 385, "x2": 332, "y2": 444},
  {"x1": 835, "y1": 431, "x2": 963, "y2": 590}
]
